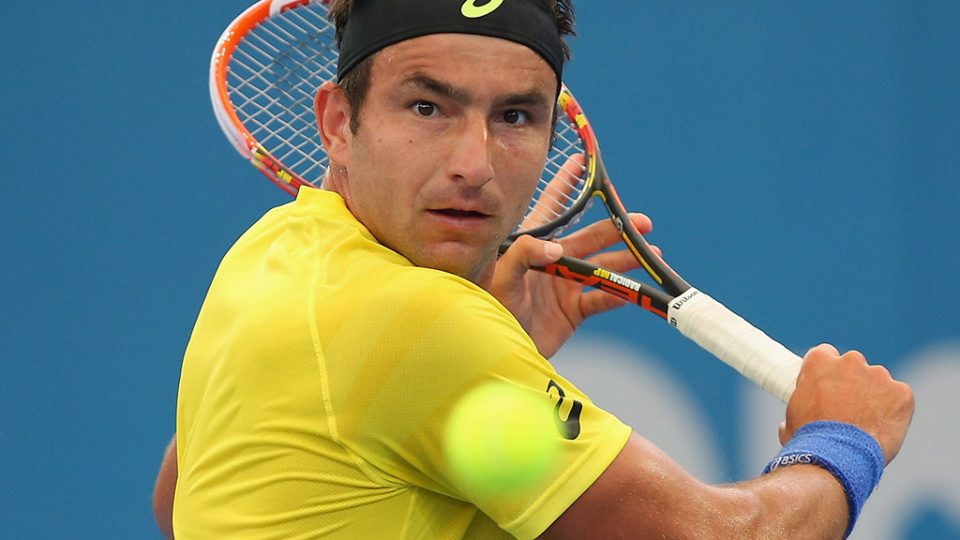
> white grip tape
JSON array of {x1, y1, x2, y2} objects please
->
[{"x1": 668, "y1": 288, "x2": 802, "y2": 403}]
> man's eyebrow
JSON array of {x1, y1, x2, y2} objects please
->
[
  {"x1": 400, "y1": 73, "x2": 472, "y2": 105},
  {"x1": 399, "y1": 73, "x2": 553, "y2": 111},
  {"x1": 495, "y1": 89, "x2": 553, "y2": 111}
]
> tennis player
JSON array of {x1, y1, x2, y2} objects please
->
[{"x1": 155, "y1": 1, "x2": 914, "y2": 538}]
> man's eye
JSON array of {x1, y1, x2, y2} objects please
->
[
  {"x1": 503, "y1": 110, "x2": 530, "y2": 125},
  {"x1": 414, "y1": 102, "x2": 438, "y2": 117}
]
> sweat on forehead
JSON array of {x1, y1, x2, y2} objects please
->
[{"x1": 336, "y1": 0, "x2": 565, "y2": 83}]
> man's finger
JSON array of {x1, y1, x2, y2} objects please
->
[
  {"x1": 499, "y1": 235, "x2": 564, "y2": 281},
  {"x1": 559, "y1": 213, "x2": 653, "y2": 259},
  {"x1": 584, "y1": 250, "x2": 643, "y2": 275},
  {"x1": 807, "y1": 343, "x2": 842, "y2": 360},
  {"x1": 579, "y1": 289, "x2": 629, "y2": 319}
]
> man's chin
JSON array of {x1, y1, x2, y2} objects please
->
[{"x1": 410, "y1": 243, "x2": 496, "y2": 284}]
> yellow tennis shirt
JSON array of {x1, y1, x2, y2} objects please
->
[{"x1": 174, "y1": 187, "x2": 631, "y2": 539}]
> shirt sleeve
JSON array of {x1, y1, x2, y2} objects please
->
[{"x1": 314, "y1": 268, "x2": 631, "y2": 538}]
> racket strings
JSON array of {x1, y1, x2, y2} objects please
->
[
  {"x1": 233, "y1": 42, "x2": 331, "y2": 151},
  {"x1": 519, "y1": 113, "x2": 589, "y2": 236},
  {"x1": 229, "y1": 63, "x2": 321, "y2": 160},
  {"x1": 228, "y1": 58, "x2": 327, "y2": 182},
  {"x1": 228, "y1": 58, "x2": 314, "y2": 139},
  {"x1": 228, "y1": 59, "x2": 323, "y2": 163},
  {"x1": 226, "y1": 3, "x2": 336, "y2": 186}
]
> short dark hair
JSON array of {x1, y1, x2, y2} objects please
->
[{"x1": 327, "y1": 0, "x2": 576, "y2": 132}]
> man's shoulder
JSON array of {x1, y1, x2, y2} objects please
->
[
  {"x1": 341, "y1": 264, "x2": 506, "y2": 332},
  {"x1": 321, "y1": 254, "x2": 524, "y2": 341}
]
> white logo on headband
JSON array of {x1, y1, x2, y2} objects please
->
[{"x1": 461, "y1": 0, "x2": 505, "y2": 18}]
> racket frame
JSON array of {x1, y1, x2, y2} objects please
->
[
  {"x1": 209, "y1": 0, "x2": 328, "y2": 196},
  {"x1": 509, "y1": 86, "x2": 691, "y2": 318}
]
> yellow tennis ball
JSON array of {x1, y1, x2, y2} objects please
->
[{"x1": 443, "y1": 382, "x2": 559, "y2": 494}]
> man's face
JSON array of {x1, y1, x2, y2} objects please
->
[{"x1": 328, "y1": 33, "x2": 557, "y2": 285}]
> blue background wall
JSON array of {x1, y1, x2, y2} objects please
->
[{"x1": 2, "y1": 1, "x2": 957, "y2": 537}]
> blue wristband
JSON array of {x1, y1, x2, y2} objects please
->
[{"x1": 763, "y1": 421, "x2": 885, "y2": 538}]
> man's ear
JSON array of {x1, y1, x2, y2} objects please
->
[{"x1": 315, "y1": 81, "x2": 352, "y2": 168}]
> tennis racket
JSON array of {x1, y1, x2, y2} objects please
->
[{"x1": 210, "y1": 0, "x2": 803, "y2": 402}]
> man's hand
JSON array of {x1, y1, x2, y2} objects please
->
[
  {"x1": 489, "y1": 213, "x2": 655, "y2": 358},
  {"x1": 783, "y1": 344, "x2": 915, "y2": 464}
]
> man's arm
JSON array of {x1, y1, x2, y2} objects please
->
[
  {"x1": 540, "y1": 345, "x2": 915, "y2": 539},
  {"x1": 542, "y1": 433, "x2": 850, "y2": 539},
  {"x1": 153, "y1": 434, "x2": 177, "y2": 539},
  {"x1": 493, "y1": 220, "x2": 913, "y2": 537}
]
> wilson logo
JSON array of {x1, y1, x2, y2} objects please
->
[{"x1": 461, "y1": 0, "x2": 505, "y2": 18}]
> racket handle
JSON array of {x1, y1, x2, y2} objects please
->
[{"x1": 667, "y1": 288, "x2": 802, "y2": 403}]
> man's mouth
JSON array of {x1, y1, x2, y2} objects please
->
[
  {"x1": 431, "y1": 208, "x2": 490, "y2": 218},
  {"x1": 426, "y1": 208, "x2": 496, "y2": 232}
]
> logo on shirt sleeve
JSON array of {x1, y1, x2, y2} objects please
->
[{"x1": 547, "y1": 379, "x2": 582, "y2": 440}]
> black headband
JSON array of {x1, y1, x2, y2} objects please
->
[{"x1": 337, "y1": 0, "x2": 565, "y2": 83}]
